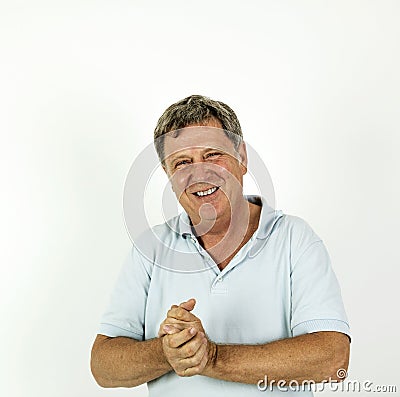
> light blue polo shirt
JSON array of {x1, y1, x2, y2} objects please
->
[{"x1": 98, "y1": 196, "x2": 350, "y2": 396}]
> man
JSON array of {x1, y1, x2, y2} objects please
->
[{"x1": 91, "y1": 95, "x2": 350, "y2": 396}]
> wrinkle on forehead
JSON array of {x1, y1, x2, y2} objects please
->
[{"x1": 163, "y1": 126, "x2": 237, "y2": 161}]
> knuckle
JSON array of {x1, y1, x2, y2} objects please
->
[
  {"x1": 189, "y1": 356, "x2": 201, "y2": 367},
  {"x1": 192, "y1": 366, "x2": 201, "y2": 374},
  {"x1": 189, "y1": 350, "x2": 202, "y2": 364}
]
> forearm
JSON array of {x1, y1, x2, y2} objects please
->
[
  {"x1": 203, "y1": 331, "x2": 349, "y2": 385},
  {"x1": 91, "y1": 335, "x2": 172, "y2": 387}
]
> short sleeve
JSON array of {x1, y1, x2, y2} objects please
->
[
  {"x1": 98, "y1": 245, "x2": 152, "y2": 340},
  {"x1": 290, "y1": 238, "x2": 351, "y2": 340}
]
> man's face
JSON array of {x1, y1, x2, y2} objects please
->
[{"x1": 162, "y1": 121, "x2": 247, "y2": 227}]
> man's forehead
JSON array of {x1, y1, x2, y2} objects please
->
[{"x1": 162, "y1": 126, "x2": 235, "y2": 159}]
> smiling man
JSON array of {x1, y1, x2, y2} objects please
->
[
  {"x1": 90, "y1": 95, "x2": 351, "y2": 396},
  {"x1": 162, "y1": 123, "x2": 261, "y2": 268}
]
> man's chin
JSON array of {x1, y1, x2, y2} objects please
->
[
  {"x1": 199, "y1": 202, "x2": 219, "y2": 220},
  {"x1": 182, "y1": 201, "x2": 225, "y2": 226}
]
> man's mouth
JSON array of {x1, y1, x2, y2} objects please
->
[{"x1": 193, "y1": 186, "x2": 219, "y2": 197}]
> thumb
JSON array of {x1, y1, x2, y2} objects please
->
[{"x1": 179, "y1": 298, "x2": 196, "y2": 312}]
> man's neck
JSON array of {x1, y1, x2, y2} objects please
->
[{"x1": 192, "y1": 197, "x2": 262, "y2": 268}]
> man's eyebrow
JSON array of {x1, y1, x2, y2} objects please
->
[
  {"x1": 165, "y1": 146, "x2": 230, "y2": 162},
  {"x1": 204, "y1": 146, "x2": 226, "y2": 152},
  {"x1": 165, "y1": 153, "x2": 190, "y2": 163}
]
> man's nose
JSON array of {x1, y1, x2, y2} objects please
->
[{"x1": 187, "y1": 162, "x2": 216, "y2": 184}]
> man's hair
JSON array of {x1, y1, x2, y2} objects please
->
[{"x1": 154, "y1": 94, "x2": 243, "y2": 161}]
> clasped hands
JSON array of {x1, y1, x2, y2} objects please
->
[{"x1": 158, "y1": 298, "x2": 216, "y2": 377}]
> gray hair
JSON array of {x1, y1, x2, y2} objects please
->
[{"x1": 154, "y1": 95, "x2": 243, "y2": 161}]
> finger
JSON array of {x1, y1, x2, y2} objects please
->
[
  {"x1": 158, "y1": 319, "x2": 171, "y2": 337},
  {"x1": 163, "y1": 320, "x2": 202, "y2": 337},
  {"x1": 179, "y1": 298, "x2": 196, "y2": 312},
  {"x1": 158, "y1": 321, "x2": 167, "y2": 337},
  {"x1": 167, "y1": 306, "x2": 198, "y2": 322},
  {"x1": 159, "y1": 324, "x2": 182, "y2": 337},
  {"x1": 186, "y1": 344, "x2": 209, "y2": 376},
  {"x1": 176, "y1": 339, "x2": 208, "y2": 377},
  {"x1": 166, "y1": 327, "x2": 197, "y2": 348},
  {"x1": 178, "y1": 332, "x2": 206, "y2": 358},
  {"x1": 158, "y1": 329, "x2": 164, "y2": 338},
  {"x1": 163, "y1": 324, "x2": 182, "y2": 335},
  {"x1": 163, "y1": 317, "x2": 197, "y2": 327},
  {"x1": 166, "y1": 323, "x2": 186, "y2": 330}
]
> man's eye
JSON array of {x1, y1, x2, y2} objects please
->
[
  {"x1": 175, "y1": 160, "x2": 190, "y2": 168},
  {"x1": 206, "y1": 152, "x2": 222, "y2": 159}
]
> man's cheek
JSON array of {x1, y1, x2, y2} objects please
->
[
  {"x1": 216, "y1": 166, "x2": 233, "y2": 184},
  {"x1": 170, "y1": 170, "x2": 192, "y2": 195}
]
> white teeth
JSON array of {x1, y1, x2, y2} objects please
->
[{"x1": 195, "y1": 187, "x2": 217, "y2": 197}]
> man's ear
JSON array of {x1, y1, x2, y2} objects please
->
[{"x1": 237, "y1": 141, "x2": 248, "y2": 175}]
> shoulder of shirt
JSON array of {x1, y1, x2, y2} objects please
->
[
  {"x1": 133, "y1": 213, "x2": 182, "y2": 250},
  {"x1": 279, "y1": 212, "x2": 323, "y2": 246}
]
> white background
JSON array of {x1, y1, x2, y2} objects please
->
[{"x1": 1, "y1": 1, "x2": 399, "y2": 396}]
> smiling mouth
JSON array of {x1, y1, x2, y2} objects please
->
[{"x1": 193, "y1": 186, "x2": 219, "y2": 197}]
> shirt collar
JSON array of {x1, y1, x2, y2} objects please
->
[{"x1": 178, "y1": 210, "x2": 193, "y2": 238}]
